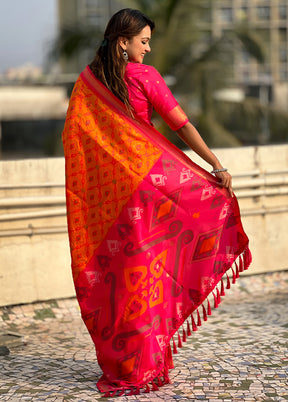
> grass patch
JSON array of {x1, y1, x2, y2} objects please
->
[
  {"x1": 239, "y1": 380, "x2": 253, "y2": 390},
  {"x1": 33, "y1": 308, "x2": 56, "y2": 320},
  {"x1": 49, "y1": 300, "x2": 59, "y2": 308},
  {"x1": 1, "y1": 312, "x2": 10, "y2": 321}
]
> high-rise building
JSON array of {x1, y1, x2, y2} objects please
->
[
  {"x1": 57, "y1": 0, "x2": 288, "y2": 108},
  {"x1": 204, "y1": 0, "x2": 288, "y2": 109},
  {"x1": 57, "y1": 0, "x2": 122, "y2": 74}
]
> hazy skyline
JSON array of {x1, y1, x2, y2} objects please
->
[{"x1": 0, "y1": 0, "x2": 57, "y2": 73}]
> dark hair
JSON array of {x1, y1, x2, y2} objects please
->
[{"x1": 89, "y1": 9, "x2": 155, "y2": 112}]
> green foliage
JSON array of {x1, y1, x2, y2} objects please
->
[
  {"x1": 214, "y1": 99, "x2": 262, "y2": 145},
  {"x1": 126, "y1": 0, "x2": 204, "y2": 74},
  {"x1": 214, "y1": 99, "x2": 288, "y2": 145},
  {"x1": 51, "y1": 0, "x2": 276, "y2": 148},
  {"x1": 125, "y1": 0, "x2": 268, "y2": 148},
  {"x1": 235, "y1": 26, "x2": 265, "y2": 64},
  {"x1": 269, "y1": 109, "x2": 288, "y2": 143},
  {"x1": 196, "y1": 113, "x2": 242, "y2": 148},
  {"x1": 50, "y1": 25, "x2": 102, "y2": 60}
]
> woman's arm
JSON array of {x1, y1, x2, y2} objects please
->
[{"x1": 177, "y1": 122, "x2": 233, "y2": 196}]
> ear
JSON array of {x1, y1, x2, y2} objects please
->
[{"x1": 118, "y1": 36, "x2": 128, "y2": 51}]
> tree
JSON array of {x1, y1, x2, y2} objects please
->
[
  {"x1": 50, "y1": 0, "x2": 267, "y2": 147},
  {"x1": 49, "y1": 24, "x2": 102, "y2": 73},
  {"x1": 126, "y1": 0, "x2": 266, "y2": 147}
]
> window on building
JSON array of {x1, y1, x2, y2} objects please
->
[
  {"x1": 241, "y1": 7, "x2": 248, "y2": 20},
  {"x1": 236, "y1": 6, "x2": 248, "y2": 21},
  {"x1": 86, "y1": 0, "x2": 100, "y2": 8},
  {"x1": 279, "y1": 46, "x2": 287, "y2": 63},
  {"x1": 86, "y1": 14, "x2": 102, "y2": 26},
  {"x1": 84, "y1": 0, "x2": 107, "y2": 28},
  {"x1": 240, "y1": 50, "x2": 250, "y2": 63},
  {"x1": 257, "y1": 6, "x2": 270, "y2": 20},
  {"x1": 198, "y1": 1, "x2": 211, "y2": 23},
  {"x1": 280, "y1": 68, "x2": 288, "y2": 81},
  {"x1": 241, "y1": 69, "x2": 250, "y2": 83},
  {"x1": 279, "y1": 5, "x2": 287, "y2": 20},
  {"x1": 220, "y1": 7, "x2": 233, "y2": 23},
  {"x1": 258, "y1": 64, "x2": 271, "y2": 80},
  {"x1": 279, "y1": 28, "x2": 287, "y2": 42}
]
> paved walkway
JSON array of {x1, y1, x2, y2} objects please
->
[{"x1": 0, "y1": 270, "x2": 287, "y2": 402}]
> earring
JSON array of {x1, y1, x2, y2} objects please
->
[{"x1": 123, "y1": 50, "x2": 128, "y2": 61}]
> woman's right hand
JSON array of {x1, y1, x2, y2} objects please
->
[{"x1": 214, "y1": 170, "x2": 233, "y2": 197}]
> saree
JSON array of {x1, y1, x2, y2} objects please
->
[{"x1": 62, "y1": 66, "x2": 251, "y2": 396}]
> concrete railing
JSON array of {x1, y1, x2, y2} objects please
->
[{"x1": 0, "y1": 144, "x2": 287, "y2": 306}]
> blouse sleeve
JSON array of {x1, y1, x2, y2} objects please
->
[{"x1": 141, "y1": 66, "x2": 189, "y2": 131}]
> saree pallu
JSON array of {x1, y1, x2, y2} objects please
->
[{"x1": 62, "y1": 66, "x2": 251, "y2": 396}]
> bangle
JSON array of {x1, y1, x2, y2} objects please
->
[{"x1": 211, "y1": 168, "x2": 228, "y2": 174}]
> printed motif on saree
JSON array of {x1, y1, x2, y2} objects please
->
[{"x1": 62, "y1": 66, "x2": 252, "y2": 396}]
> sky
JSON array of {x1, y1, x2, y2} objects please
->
[{"x1": 0, "y1": 0, "x2": 57, "y2": 73}]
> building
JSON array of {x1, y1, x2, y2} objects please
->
[
  {"x1": 57, "y1": 0, "x2": 288, "y2": 109},
  {"x1": 205, "y1": 0, "x2": 288, "y2": 110},
  {"x1": 0, "y1": 85, "x2": 68, "y2": 159},
  {"x1": 57, "y1": 0, "x2": 123, "y2": 74}
]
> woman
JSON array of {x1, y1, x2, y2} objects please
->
[{"x1": 62, "y1": 8, "x2": 251, "y2": 397}]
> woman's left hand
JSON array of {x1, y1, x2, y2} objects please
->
[{"x1": 214, "y1": 170, "x2": 233, "y2": 197}]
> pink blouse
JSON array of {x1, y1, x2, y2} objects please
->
[{"x1": 124, "y1": 62, "x2": 188, "y2": 131}]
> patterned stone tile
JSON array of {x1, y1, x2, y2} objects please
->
[{"x1": 0, "y1": 271, "x2": 287, "y2": 401}]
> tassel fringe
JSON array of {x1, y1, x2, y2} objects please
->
[
  {"x1": 187, "y1": 320, "x2": 191, "y2": 336},
  {"x1": 172, "y1": 336, "x2": 177, "y2": 354},
  {"x1": 202, "y1": 304, "x2": 207, "y2": 321},
  {"x1": 102, "y1": 248, "x2": 251, "y2": 398},
  {"x1": 102, "y1": 372, "x2": 171, "y2": 397},
  {"x1": 226, "y1": 273, "x2": 231, "y2": 289},
  {"x1": 239, "y1": 255, "x2": 244, "y2": 272},
  {"x1": 235, "y1": 261, "x2": 240, "y2": 278},
  {"x1": 216, "y1": 287, "x2": 221, "y2": 304},
  {"x1": 152, "y1": 380, "x2": 159, "y2": 391},
  {"x1": 197, "y1": 309, "x2": 202, "y2": 326},
  {"x1": 182, "y1": 326, "x2": 187, "y2": 342},
  {"x1": 144, "y1": 384, "x2": 150, "y2": 393},
  {"x1": 191, "y1": 313, "x2": 197, "y2": 331},
  {"x1": 207, "y1": 299, "x2": 211, "y2": 315},
  {"x1": 170, "y1": 247, "x2": 251, "y2": 355},
  {"x1": 213, "y1": 291, "x2": 218, "y2": 308},
  {"x1": 177, "y1": 331, "x2": 182, "y2": 348}
]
